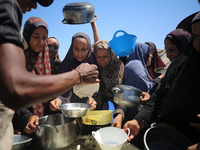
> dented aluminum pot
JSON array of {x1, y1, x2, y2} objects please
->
[
  {"x1": 112, "y1": 84, "x2": 142, "y2": 108},
  {"x1": 62, "y1": 2, "x2": 95, "y2": 24},
  {"x1": 35, "y1": 114, "x2": 80, "y2": 149}
]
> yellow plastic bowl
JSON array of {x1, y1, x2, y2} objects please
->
[{"x1": 82, "y1": 110, "x2": 113, "y2": 125}]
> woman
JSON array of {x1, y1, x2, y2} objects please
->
[
  {"x1": 49, "y1": 32, "x2": 97, "y2": 111},
  {"x1": 125, "y1": 42, "x2": 164, "y2": 94},
  {"x1": 123, "y1": 12, "x2": 200, "y2": 149},
  {"x1": 145, "y1": 42, "x2": 166, "y2": 79},
  {"x1": 93, "y1": 40, "x2": 124, "y2": 109},
  {"x1": 47, "y1": 37, "x2": 61, "y2": 74},
  {"x1": 12, "y1": 17, "x2": 51, "y2": 134},
  {"x1": 164, "y1": 28, "x2": 191, "y2": 61}
]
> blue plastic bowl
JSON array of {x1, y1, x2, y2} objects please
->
[{"x1": 109, "y1": 30, "x2": 137, "y2": 57}]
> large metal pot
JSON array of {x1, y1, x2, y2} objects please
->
[
  {"x1": 112, "y1": 84, "x2": 142, "y2": 108},
  {"x1": 12, "y1": 134, "x2": 32, "y2": 150},
  {"x1": 35, "y1": 113, "x2": 79, "y2": 149},
  {"x1": 62, "y1": 2, "x2": 95, "y2": 24}
]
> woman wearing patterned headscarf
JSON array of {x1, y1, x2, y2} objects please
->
[
  {"x1": 93, "y1": 40, "x2": 124, "y2": 110},
  {"x1": 164, "y1": 28, "x2": 191, "y2": 61},
  {"x1": 12, "y1": 17, "x2": 51, "y2": 134}
]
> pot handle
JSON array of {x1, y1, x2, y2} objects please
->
[
  {"x1": 113, "y1": 30, "x2": 128, "y2": 38},
  {"x1": 37, "y1": 124, "x2": 59, "y2": 133},
  {"x1": 62, "y1": 19, "x2": 67, "y2": 24},
  {"x1": 126, "y1": 128, "x2": 130, "y2": 137},
  {"x1": 112, "y1": 87, "x2": 124, "y2": 93}
]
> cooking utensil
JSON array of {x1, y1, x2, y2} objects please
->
[
  {"x1": 109, "y1": 30, "x2": 137, "y2": 57},
  {"x1": 35, "y1": 113, "x2": 79, "y2": 149},
  {"x1": 92, "y1": 127, "x2": 130, "y2": 150},
  {"x1": 59, "y1": 103, "x2": 92, "y2": 118},
  {"x1": 154, "y1": 67, "x2": 167, "y2": 74},
  {"x1": 112, "y1": 84, "x2": 142, "y2": 107},
  {"x1": 12, "y1": 134, "x2": 32, "y2": 150},
  {"x1": 62, "y1": 2, "x2": 95, "y2": 24},
  {"x1": 144, "y1": 126, "x2": 192, "y2": 150},
  {"x1": 82, "y1": 110, "x2": 113, "y2": 125}
]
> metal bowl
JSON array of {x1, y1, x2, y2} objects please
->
[
  {"x1": 112, "y1": 84, "x2": 142, "y2": 108},
  {"x1": 154, "y1": 67, "x2": 168, "y2": 74},
  {"x1": 12, "y1": 134, "x2": 32, "y2": 150},
  {"x1": 62, "y1": 2, "x2": 95, "y2": 24},
  {"x1": 59, "y1": 103, "x2": 91, "y2": 118}
]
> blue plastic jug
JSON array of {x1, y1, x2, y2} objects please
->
[{"x1": 109, "y1": 30, "x2": 137, "y2": 57}]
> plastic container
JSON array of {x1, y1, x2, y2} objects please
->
[
  {"x1": 109, "y1": 30, "x2": 137, "y2": 57},
  {"x1": 144, "y1": 126, "x2": 192, "y2": 150},
  {"x1": 82, "y1": 110, "x2": 113, "y2": 125},
  {"x1": 92, "y1": 127, "x2": 130, "y2": 150}
]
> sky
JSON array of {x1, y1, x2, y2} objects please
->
[{"x1": 22, "y1": 0, "x2": 200, "y2": 61}]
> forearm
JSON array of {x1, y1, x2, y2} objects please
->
[
  {"x1": 0, "y1": 43, "x2": 80, "y2": 110},
  {"x1": 91, "y1": 21, "x2": 100, "y2": 43}
]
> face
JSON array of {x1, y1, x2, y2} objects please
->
[
  {"x1": 164, "y1": 38, "x2": 179, "y2": 61},
  {"x1": 29, "y1": 26, "x2": 48, "y2": 53},
  {"x1": 95, "y1": 48, "x2": 110, "y2": 68},
  {"x1": 47, "y1": 38, "x2": 59, "y2": 58},
  {"x1": 192, "y1": 21, "x2": 200, "y2": 53},
  {"x1": 73, "y1": 37, "x2": 88, "y2": 62},
  {"x1": 146, "y1": 51, "x2": 153, "y2": 67},
  {"x1": 17, "y1": 0, "x2": 37, "y2": 13}
]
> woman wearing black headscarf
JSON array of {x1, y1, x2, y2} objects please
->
[{"x1": 123, "y1": 12, "x2": 200, "y2": 147}]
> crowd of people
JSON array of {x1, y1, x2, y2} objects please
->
[{"x1": 0, "y1": 0, "x2": 200, "y2": 150}]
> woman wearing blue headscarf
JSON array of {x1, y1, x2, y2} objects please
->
[{"x1": 124, "y1": 42, "x2": 163, "y2": 94}]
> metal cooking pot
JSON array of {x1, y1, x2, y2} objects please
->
[
  {"x1": 62, "y1": 2, "x2": 95, "y2": 24},
  {"x1": 35, "y1": 113, "x2": 80, "y2": 149},
  {"x1": 12, "y1": 134, "x2": 32, "y2": 150},
  {"x1": 112, "y1": 84, "x2": 142, "y2": 108}
]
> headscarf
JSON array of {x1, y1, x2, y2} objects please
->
[
  {"x1": 124, "y1": 43, "x2": 154, "y2": 93},
  {"x1": 145, "y1": 42, "x2": 166, "y2": 79},
  {"x1": 58, "y1": 32, "x2": 97, "y2": 73},
  {"x1": 23, "y1": 17, "x2": 50, "y2": 117},
  {"x1": 57, "y1": 32, "x2": 97, "y2": 103},
  {"x1": 165, "y1": 28, "x2": 192, "y2": 52},
  {"x1": 93, "y1": 40, "x2": 124, "y2": 109}
]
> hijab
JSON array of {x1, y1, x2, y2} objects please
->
[
  {"x1": 125, "y1": 43, "x2": 154, "y2": 93},
  {"x1": 145, "y1": 42, "x2": 166, "y2": 79},
  {"x1": 165, "y1": 28, "x2": 192, "y2": 52},
  {"x1": 93, "y1": 40, "x2": 124, "y2": 109},
  {"x1": 58, "y1": 32, "x2": 96, "y2": 73},
  {"x1": 154, "y1": 14, "x2": 200, "y2": 143},
  {"x1": 23, "y1": 17, "x2": 50, "y2": 117},
  {"x1": 57, "y1": 32, "x2": 96, "y2": 103}
]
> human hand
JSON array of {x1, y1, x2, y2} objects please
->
[
  {"x1": 187, "y1": 143, "x2": 200, "y2": 150},
  {"x1": 123, "y1": 119, "x2": 141, "y2": 141},
  {"x1": 49, "y1": 98, "x2": 62, "y2": 111},
  {"x1": 90, "y1": 14, "x2": 97, "y2": 23},
  {"x1": 158, "y1": 72, "x2": 166, "y2": 80},
  {"x1": 189, "y1": 114, "x2": 200, "y2": 132},
  {"x1": 76, "y1": 63, "x2": 100, "y2": 83},
  {"x1": 111, "y1": 114, "x2": 123, "y2": 128},
  {"x1": 24, "y1": 115, "x2": 39, "y2": 134},
  {"x1": 140, "y1": 92, "x2": 150, "y2": 105},
  {"x1": 87, "y1": 97, "x2": 97, "y2": 110}
]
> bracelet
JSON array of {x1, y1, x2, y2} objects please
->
[{"x1": 74, "y1": 69, "x2": 82, "y2": 83}]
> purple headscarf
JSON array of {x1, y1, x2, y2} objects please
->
[
  {"x1": 58, "y1": 32, "x2": 97, "y2": 73},
  {"x1": 165, "y1": 28, "x2": 191, "y2": 52}
]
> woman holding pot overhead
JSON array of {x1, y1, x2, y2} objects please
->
[{"x1": 49, "y1": 16, "x2": 100, "y2": 111}]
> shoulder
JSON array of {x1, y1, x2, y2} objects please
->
[{"x1": 0, "y1": 0, "x2": 23, "y2": 48}]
